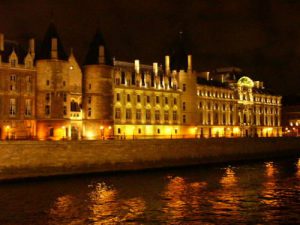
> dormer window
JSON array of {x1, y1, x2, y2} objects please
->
[{"x1": 11, "y1": 59, "x2": 17, "y2": 67}]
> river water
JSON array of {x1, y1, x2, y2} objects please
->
[{"x1": 0, "y1": 157, "x2": 300, "y2": 224}]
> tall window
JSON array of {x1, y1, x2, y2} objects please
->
[
  {"x1": 126, "y1": 109, "x2": 132, "y2": 120},
  {"x1": 46, "y1": 93, "x2": 51, "y2": 102},
  {"x1": 88, "y1": 108, "x2": 92, "y2": 117},
  {"x1": 63, "y1": 93, "x2": 67, "y2": 102},
  {"x1": 137, "y1": 95, "x2": 141, "y2": 103},
  {"x1": 116, "y1": 93, "x2": 120, "y2": 101},
  {"x1": 173, "y1": 111, "x2": 177, "y2": 121},
  {"x1": 9, "y1": 98, "x2": 16, "y2": 116},
  {"x1": 155, "y1": 110, "x2": 160, "y2": 122},
  {"x1": 183, "y1": 115, "x2": 186, "y2": 124},
  {"x1": 115, "y1": 108, "x2": 121, "y2": 119},
  {"x1": 136, "y1": 109, "x2": 141, "y2": 121},
  {"x1": 156, "y1": 96, "x2": 160, "y2": 104},
  {"x1": 174, "y1": 98, "x2": 177, "y2": 105},
  {"x1": 45, "y1": 105, "x2": 50, "y2": 116},
  {"x1": 25, "y1": 99, "x2": 31, "y2": 116},
  {"x1": 165, "y1": 97, "x2": 168, "y2": 105},
  {"x1": 26, "y1": 76, "x2": 32, "y2": 92},
  {"x1": 146, "y1": 109, "x2": 151, "y2": 121},
  {"x1": 127, "y1": 94, "x2": 131, "y2": 102},
  {"x1": 182, "y1": 84, "x2": 186, "y2": 91},
  {"x1": 88, "y1": 96, "x2": 92, "y2": 104},
  {"x1": 164, "y1": 110, "x2": 169, "y2": 121},
  {"x1": 147, "y1": 96, "x2": 150, "y2": 103},
  {"x1": 182, "y1": 102, "x2": 186, "y2": 111},
  {"x1": 63, "y1": 106, "x2": 67, "y2": 116}
]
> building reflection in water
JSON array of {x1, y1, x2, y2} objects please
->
[
  {"x1": 49, "y1": 194, "x2": 85, "y2": 224},
  {"x1": 88, "y1": 182, "x2": 146, "y2": 224},
  {"x1": 161, "y1": 176, "x2": 207, "y2": 223}
]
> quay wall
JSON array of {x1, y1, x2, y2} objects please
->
[{"x1": 0, "y1": 137, "x2": 299, "y2": 180}]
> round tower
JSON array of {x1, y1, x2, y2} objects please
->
[{"x1": 83, "y1": 30, "x2": 114, "y2": 139}]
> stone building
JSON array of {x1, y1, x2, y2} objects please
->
[
  {"x1": 35, "y1": 23, "x2": 83, "y2": 140},
  {"x1": 0, "y1": 33, "x2": 36, "y2": 140},
  {"x1": 0, "y1": 24, "x2": 282, "y2": 140}
]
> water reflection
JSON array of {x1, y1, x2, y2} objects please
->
[
  {"x1": 49, "y1": 195, "x2": 85, "y2": 224},
  {"x1": 88, "y1": 182, "x2": 146, "y2": 224},
  {"x1": 161, "y1": 176, "x2": 207, "y2": 223},
  {"x1": 297, "y1": 158, "x2": 300, "y2": 178},
  {"x1": 1, "y1": 158, "x2": 300, "y2": 224}
]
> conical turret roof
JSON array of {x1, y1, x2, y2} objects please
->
[
  {"x1": 36, "y1": 22, "x2": 68, "y2": 60},
  {"x1": 84, "y1": 29, "x2": 113, "y2": 66}
]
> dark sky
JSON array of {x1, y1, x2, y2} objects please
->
[{"x1": 1, "y1": 0, "x2": 300, "y2": 95}]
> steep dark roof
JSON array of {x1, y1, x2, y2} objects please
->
[
  {"x1": 1, "y1": 40, "x2": 27, "y2": 64},
  {"x1": 84, "y1": 29, "x2": 113, "y2": 66},
  {"x1": 168, "y1": 32, "x2": 190, "y2": 71},
  {"x1": 36, "y1": 22, "x2": 68, "y2": 60}
]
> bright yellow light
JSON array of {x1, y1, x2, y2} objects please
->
[
  {"x1": 108, "y1": 126, "x2": 112, "y2": 130},
  {"x1": 86, "y1": 131, "x2": 95, "y2": 139},
  {"x1": 100, "y1": 126, "x2": 104, "y2": 130},
  {"x1": 5, "y1": 125, "x2": 10, "y2": 130}
]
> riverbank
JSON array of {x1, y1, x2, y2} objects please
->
[{"x1": 0, "y1": 137, "x2": 299, "y2": 181}]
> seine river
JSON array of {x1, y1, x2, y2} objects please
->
[{"x1": 0, "y1": 157, "x2": 300, "y2": 224}]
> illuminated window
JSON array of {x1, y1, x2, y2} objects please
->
[
  {"x1": 115, "y1": 108, "x2": 121, "y2": 119},
  {"x1": 173, "y1": 111, "x2": 177, "y2": 121},
  {"x1": 136, "y1": 109, "x2": 141, "y2": 121},
  {"x1": 11, "y1": 59, "x2": 16, "y2": 67},
  {"x1": 155, "y1": 110, "x2": 160, "y2": 122},
  {"x1": 25, "y1": 99, "x2": 31, "y2": 116},
  {"x1": 126, "y1": 109, "x2": 132, "y2": 119},
  {"x1": 10, "y1": 75, "x2": 16, "y2": 81},
  {"x1": 164, "y1": 110, "x2": 169, "y2": 121},
  {"x1": 9, "y1": 98, "x2": 16, "y2": 116},
  {"x1": 146, "y1": 109, "x2": 151, "y2": 121}
]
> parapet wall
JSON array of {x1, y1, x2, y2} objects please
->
[{"x1": 0, "y1": 138, "x2": 299, "y2": 180}]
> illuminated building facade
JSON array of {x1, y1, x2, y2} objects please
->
[
  {"x1": 282, "y1": 97, "x2": 300, "y2": 136},
  {"x1": 0, "y1": 24, "x2": 282, "y2": 140}
]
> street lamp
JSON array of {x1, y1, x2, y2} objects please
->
[{"x1": 5, "y1": 125, "x2": 10, "y2": 140}]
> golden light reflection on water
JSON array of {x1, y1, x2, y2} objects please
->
[
  {"x1": 296, "y1": 158, "x2": 300, "y2": 178},
  {"x1": 161, "y1": 176, "x2": 207, "y2": 223},
  {"x1": 220, "y1": 167, "x2": 237, "y2": 188},
  {"x1": 261, "y1": 162, "x2": 279, "y2": 222},
  {"x1": 211, "y1": 167, "x2": 241, "y2": 218},
  {"x1": 49, "y1": 195, "x2": 85, "y2": 224},
  {"x1": 88, "y1": 182, "x2": 146, "y2": 224}
]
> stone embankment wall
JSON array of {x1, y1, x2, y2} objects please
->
[{"x1": 0, "y1": 137, "x2": 299, "y2": 180}]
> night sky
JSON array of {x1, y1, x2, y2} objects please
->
[{"x1": 1, "y1": 0, "x2": 300, "y2": 95}]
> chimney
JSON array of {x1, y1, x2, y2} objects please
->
[
  {"x1": 165, "y1": 55, "x2": 170, "y2": 75},
  {"x1": 98, "y1": 45, "x2": 105, "y2": 64},
  {"x1": 0, "y1": 33, "x2": 4, "y2": 51},
  {"x1": 153, "y1": 62, "x2": 158, "y2": 76},
  {"x1": 51, "y1": 38, "x2": 58, "y2": 59},
  {"x1": 187, "y1": 54, "x2": 192, "y2": 71},
  {"x1": 29, "y1": 38, "x2": 35, "y2": 59},
  {"x1": 134, "y1": 59, "x2": 140, "y2": 74}
]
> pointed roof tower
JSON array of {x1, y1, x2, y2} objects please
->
[
  {"x1": 36, "y1": 22, "x2": 68, "y2": 60},
  {"x1": 84, "y1": 29, "x2": 113, "y2": 66}
]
